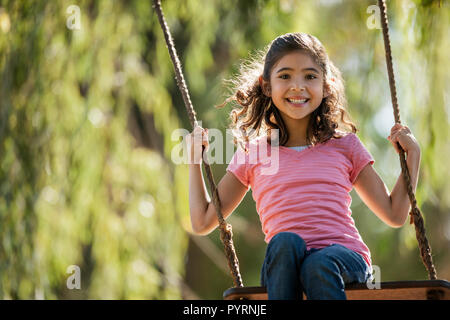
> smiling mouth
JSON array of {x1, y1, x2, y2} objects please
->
[{"x1": 286, "y1": 98, "x2": 309, "y2": 105}]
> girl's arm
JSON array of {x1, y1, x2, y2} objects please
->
[
  {"x1": 189, "y1": 167, "x2": 248, "y2": 235},
  {"x1": 389, "y1": 150, "x2": 420, "y2": 223},
  {"x1": 187, "y1": 125, "x2": 248, "y2": 235},
  {"x1": 353, "y1": 124, "x2": 421, "y2": 228}
]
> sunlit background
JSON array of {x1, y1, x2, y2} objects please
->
[{"x1": 0, "y1": 0, "x2": 448, "y2": 299}]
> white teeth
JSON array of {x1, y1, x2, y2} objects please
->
[{"x1": 288, "y1": 98, "x2": 308, "y2": 104}]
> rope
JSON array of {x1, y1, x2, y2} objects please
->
[
  {"x1": 152, "y1": 0, "x2": 243, "y2": 288},
  {"x1": 377, "y1": 0, "x2": 437, "y2": 281}
]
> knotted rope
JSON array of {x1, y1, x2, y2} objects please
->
[
  {"x1": 378, "y1": 0, "x2": 437, "y2": 283},
  {"x1": 152, "y1": 0, "x2": 243, "y2": 288}
]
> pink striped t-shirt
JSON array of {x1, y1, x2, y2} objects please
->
[{"x1": 226, "y1": 132, "x2": 374, "y2": 266}]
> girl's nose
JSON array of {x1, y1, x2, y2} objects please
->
[
  {"x1": 289, "y1": 85, "x2": 305, "y2": 92},
  {"x1": 290, "y1": 78, "x2": 306, "y2": 91}
]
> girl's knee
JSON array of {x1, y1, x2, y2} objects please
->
[
  {"x1": 261, "y1": 232, "x2": 307, "y2": 288},
  {"x1": 268, "y1": 232, "x2": 307, "y2": 253}
]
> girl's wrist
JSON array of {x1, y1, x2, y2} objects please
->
[
  {"x1": 406, "y1": 149, "x2": 420, "y2": 178},
  {"x1": 406, "y1": 147, "x2": 420, "y2": 159},
  {"x1": 189, "y1": 150, "x2": 204, "y2": 164}
]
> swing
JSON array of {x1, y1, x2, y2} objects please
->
[{"x1": 153, "y1": 0, "x2": 450, "y2": 300}]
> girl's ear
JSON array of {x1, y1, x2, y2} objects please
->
[{"x1": 259, "y1": 75, "x2": 271, "y2": 97}]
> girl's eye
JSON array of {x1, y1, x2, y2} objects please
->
[{"x1": 279, "y1": 74, "x2": 316, "y2": 80}]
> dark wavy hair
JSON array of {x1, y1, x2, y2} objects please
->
[{"x1": 217, "y1": 32, "x2": 357, "y2": 152}]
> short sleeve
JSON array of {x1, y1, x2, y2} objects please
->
[
  {"x1": 349, "y1": 134, "x2": 375, "y2": 184},
  {"x1": 226, "y1": 146, "x2": 251, "y2": 190}
]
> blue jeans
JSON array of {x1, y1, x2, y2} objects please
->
[{"x1": 260, "y1": 232, "x2": 372, "y2": 300}]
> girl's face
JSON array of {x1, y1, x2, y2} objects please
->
[{"x1": 267, "y1": 51, "x2": 327, "y2": 125}]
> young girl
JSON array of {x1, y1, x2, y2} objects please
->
[{"x1": 186, "y1": 33, "x2": 421, "y2": 300}]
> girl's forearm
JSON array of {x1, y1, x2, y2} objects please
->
[
  {"x1": 189, "y1": 163, "x2": 211, "y2": 232},
  {"x1": 389, "y1": 150, "x2": 421, "y2": 226}
]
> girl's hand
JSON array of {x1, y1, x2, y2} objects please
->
[
  {"x1": 186, "y1": 125, "x2": 209, "y2": 164},
  {"x1": 387, "y1": 124, "x2": 420, "y2": 155}
]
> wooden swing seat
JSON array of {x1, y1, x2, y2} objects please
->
[{"x1": 224, "y1": 279, "x2": 450, "y2": 300}]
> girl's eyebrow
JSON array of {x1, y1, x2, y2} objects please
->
[{"x1": 276, "y1": 67, "x2": 320, "y2": 74}]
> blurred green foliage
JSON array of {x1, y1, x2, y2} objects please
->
[
  {"x1": 0, "y1": 0, "x2": 189, "y2": 299},
  {"x1": 0, "y1": 0, "x2": 448, "y2": 299}
]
